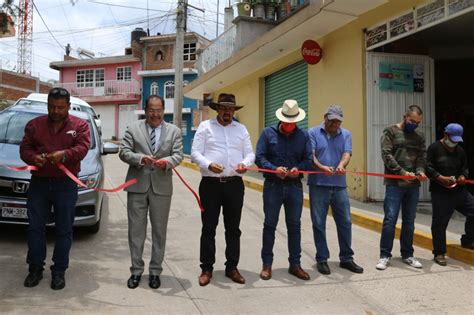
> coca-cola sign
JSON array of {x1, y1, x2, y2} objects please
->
[{"x1": 301, "y1": 40, "x2": 322, "y2": 65}]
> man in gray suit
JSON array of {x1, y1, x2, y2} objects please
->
[{"x1": 119, "y1": 95, "x2": 183, "y2": 289}]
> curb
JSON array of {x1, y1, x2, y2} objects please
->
[{"x1": 180, "y1": 160, "x2": 474, "y2": 266}]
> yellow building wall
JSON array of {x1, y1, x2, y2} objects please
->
[{"x1": 210, "y1": 0, "x2": 428, "y2": 201}]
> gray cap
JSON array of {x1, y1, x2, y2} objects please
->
[{"x1": 325, "y1": 104, "x2": 343, "y2": 121}]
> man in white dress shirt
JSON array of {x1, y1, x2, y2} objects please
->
[{"x1": 191, "y1": 93, "x2": 255, "y2": 286}]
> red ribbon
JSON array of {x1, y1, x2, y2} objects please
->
[
  {"x1": 1, "y1": 160, "x2": 202, "y2": 210},
  {"x1": 0, "y1": 163, "x2": 39, "y2": 172},
  {"x1": 245, "y1": 167, "x2": 474, "y2": 186},
  {"x1": 57, "y1": 163, "x2": 137, "y2": 193},
  {"x1": 0, "y1": 162, "x2": 136, "y2": 193},
  {"x1": 154, "y1": 160, "x2": 204, "y2": 212}
]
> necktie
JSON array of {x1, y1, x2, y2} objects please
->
[{"x1": 150, "y1": 128, "x2": 156, "y2": 153}]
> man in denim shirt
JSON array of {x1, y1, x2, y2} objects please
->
[
  {"x1": 255, "y1": 100, "x2": 312, "y2": 281},
  {"x1": 308, "y1": 105, "x2": 363, "y2": 275}
]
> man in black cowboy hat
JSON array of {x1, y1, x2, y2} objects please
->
[{"x1": 191, "y1": 93, "x2": 255, "y2": 286}]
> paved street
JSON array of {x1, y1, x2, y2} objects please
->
[{"x1": 0, "y1": 154, "x2": 473, "y2": 314}]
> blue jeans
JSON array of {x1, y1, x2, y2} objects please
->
[
  {"x1": 26, "y1": 176, "x2": 78, "y2": 274},
  {"x1": 262, "y1": 179, "x2": 303, "y2": 266},
  {"x1": 309, "y1": 185, "x2": 354, "y2": 263},
  {"x1": 380, "y1": 185, "x2": 419, "y2": 259}
]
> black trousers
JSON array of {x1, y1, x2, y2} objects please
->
[
  {"x1": 199, "y1": 177, "x2": 244, "y2": 272},
  {"x1": 431, "y1": 188, "x2": 474, "y2": 255}
]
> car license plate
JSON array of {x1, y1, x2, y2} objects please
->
[{"x1": 2, "y1": 206, "x2": 28, "y2": 219}]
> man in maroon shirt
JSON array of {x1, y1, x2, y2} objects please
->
[{"x1": 20, "y1": 87, "x2": 90, "y2": 290}]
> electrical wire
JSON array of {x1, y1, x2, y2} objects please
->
[
  {"x1": 32, "y1": 2, "x2": 64, "y2": 50},
  {"x1": 87, "y1": 0, "x2": 172, "y2": 12},
  {"x1": 59, "y1": 0, "x2": 78, "y2": 49}
]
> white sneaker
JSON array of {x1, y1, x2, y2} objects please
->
[
  {"x1": 403, "y1": 256, "x2": 423, "y2": 268},
  {"x1": 376, "y1": 257, "x2": 390, "y2": 270}
]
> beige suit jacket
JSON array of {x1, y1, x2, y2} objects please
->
[{"x1": 119, "y1": 120, "x2": 183, "y2": 195}]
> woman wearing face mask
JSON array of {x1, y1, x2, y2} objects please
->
[{"x1": 426, "y1": 123, "x2": 474, "y2": 266}]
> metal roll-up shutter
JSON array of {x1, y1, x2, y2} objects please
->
[{"x1": 264, "y1": 60, "x2": 308, "y2": 128}]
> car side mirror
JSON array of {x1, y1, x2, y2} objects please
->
[{"x1": 101, "y1": 142, "x2": 119, "y2": 155}]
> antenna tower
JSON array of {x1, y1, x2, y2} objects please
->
[{"x1": 17, "y1": 0, "x2": 33, "y2": 75}]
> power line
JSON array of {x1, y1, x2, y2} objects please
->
[
  {"x1": 60, "y1": 0, "x2": 78, "y2": 49},
  {"x1": 107, "y1": 5, "x2": 129, "y2": 44},
  {"x1": 87, "y1": 0, "x2": 172, "y2": 12},
  {"x1": 32, "y1": 12, "x2": 170, "y2": 37},
  {"x1": 32, "y1": 2, "x2": 64, "y2": 50},
  {"x1": 0, "y1": 40, "x2": 57, "y2": 62}
]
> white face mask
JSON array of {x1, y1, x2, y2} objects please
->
[{"x1": 444, "y1": 138, "x2": 457, "y2": 148}]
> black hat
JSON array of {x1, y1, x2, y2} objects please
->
[{"x1": 209, "y1": 93, "x2": 243, "y2": 111}]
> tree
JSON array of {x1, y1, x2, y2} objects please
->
[
  {"x1": 0, "y1": 90, "x2": 9, "y2": 111},
  {"x1": 0, "y1": 0, "x2": 17, "y2": 38},
  {"x1": 1, "y1": 0, "x2": 17, "y2": 17}
]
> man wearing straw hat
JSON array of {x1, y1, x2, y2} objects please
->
[
  {"x1": 191, "y1": 93, "x2": 255, "y2": 286},
  {"x1": 255, "y1": 99, "x2": 312, "y2": 281},
  {"x1": 308, "y1": 104, "x2": 364, "y2": 275}
]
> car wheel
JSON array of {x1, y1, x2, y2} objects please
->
[
  {"x1": 86, "y1": 199, "x2": 103, "y2": 234},
  {"x1": 86, "y1": 217, "x2": 101, "y2": 234}
]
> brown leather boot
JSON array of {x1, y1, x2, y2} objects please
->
[
  {"x1": 288, "y1": 265, "x2": 310, "y2": 280},
  {"x1": 260, "y1": 265, "x2": 272, "y2": 280},
  {"x1": 198, "y1": 271, "x2": 212, "y2": 286},
  {"x1": 225, "y1": 269, "x2": 245, "y2": 284}
]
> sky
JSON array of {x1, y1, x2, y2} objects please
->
[{"x1": 0, "y1": 0, "x2": 233, "y2": 82}]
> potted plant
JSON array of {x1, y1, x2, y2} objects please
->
[
  {"x1": 235, "y1": 0, "x2": 252, "y2": 17},
  {"x1": 265, "y1": 0, "x2": 278, "y2": 21},
  {"x1": 278, "y1": 0, "x2": 289, "y2": 20},
  {"x1": 252, "y1": 0, "x2": 265, "y2": 19}
]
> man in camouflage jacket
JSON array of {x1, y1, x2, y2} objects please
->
[{"x1": 376, "y1": 105, "x2": 428, "y2": 271}]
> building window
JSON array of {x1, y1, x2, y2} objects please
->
[
  {"x1": 76, "y1": 68, "x2": 104, "y2": 88},
  {"x1": 156, "y1": 50, "x2": 164, "y2": 61},
  {"x1": 150, "y1": 82, "x2": 158, "y2": 95},
  {"x1": 165, "y1": 81, "x2": 175, "y2": 99},
  {"x1": 95, "y1": 69, "x2": 104, "y2": 87},
  {"x1": 181, "y1": 120, "x2": 187, "y2": 136},
  {"x1": 117, "y1": 66, "x2": 132, "y2": 81},
  {"x1": 183, "y1": 42, "x2": 196, "y2": 61}
]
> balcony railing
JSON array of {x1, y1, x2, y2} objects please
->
[
  {"x1": 365, "y1": 0, "x2": 474, "y2": 50},
  {"x1": 57, "y1": 79, "x2": 141, "y2": 98},
  {"x1": 197, "y1": 1, "x2": 310, "y2": 74},
  {"x1": 198, "y1": 24, "x2": 236, "y2": 74}
]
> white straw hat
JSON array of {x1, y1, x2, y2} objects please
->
[{"x1": 275, "y1": 99, "x2": 306, "y2": 123}]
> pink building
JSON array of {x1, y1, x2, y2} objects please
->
[{"x1": 50, "y1": 55, "x2": 142, "y2": 140}]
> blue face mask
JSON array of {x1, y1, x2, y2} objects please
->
[{"x1": 404, "y1": 121, "x2": 418, "y2": 133}]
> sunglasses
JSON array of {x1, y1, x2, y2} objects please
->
[{"x1": 49, "y1": 88, "x2": 70, "y2": 97}]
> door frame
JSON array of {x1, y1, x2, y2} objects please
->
[{"x1": 365, "y1": 52, "x2": 436, "y2": 201}]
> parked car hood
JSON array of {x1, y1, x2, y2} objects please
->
[{"x1": 0, "y1": 143, "x2": 99, "y2": 180}]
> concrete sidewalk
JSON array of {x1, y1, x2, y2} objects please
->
[{"x1": 181, "y1": 160, "x2": 474, "y2": 266}]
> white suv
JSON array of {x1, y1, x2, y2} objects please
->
[{"x1": 15, "y1": 93, "x2": 102, "y2": 133}]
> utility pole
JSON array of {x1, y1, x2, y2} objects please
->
[
  {"x1": 216, "y1": 0, "x2": 219, "y2": 38},
  {"x1": 173, "y1": 0, "x2": 187, "y2": 130}
]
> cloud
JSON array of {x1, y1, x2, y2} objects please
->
[{"x1": 1, "y1": 0, "x2": 229, "y2": 82}]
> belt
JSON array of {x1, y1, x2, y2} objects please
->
[{"x1": 203, "y1": 176, "x2": 241, "y2": 183}]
